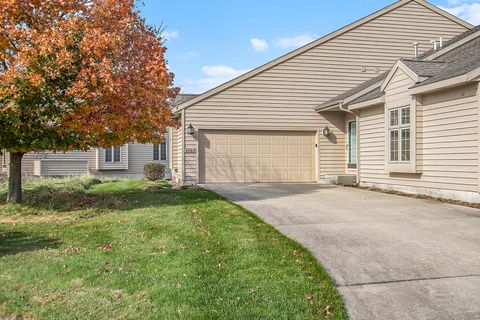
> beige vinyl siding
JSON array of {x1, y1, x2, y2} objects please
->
[
  {"x1": 184, "y1": 128, "x2": 197, "y2": 184},
  {"x1": 359, "y1": 81, "x2": 480, "y2": 200},
  {"x1": 171, "y1": 127, "x2": 180, "y2": 179},
  {"x1": 317, "y1": 112, "x2": 347, "y2": 180},
  {"x1": 181, "y1": 0, "x2": 467, "y2": 184},
  {"x1": 186, "y1": 1, "x2": 466, "y2": 128}
]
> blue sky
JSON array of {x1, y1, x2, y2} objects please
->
[{"x1": 139, "y1": 0, "x2": 480, "y2": 94}]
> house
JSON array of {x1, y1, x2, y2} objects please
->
[
  {"x1": 2, "y1": 94, "x2": 198, "y2": 179},
  {"x1": 171, "y1": 0, "x2": 472, "y2": 189},
  {"x1": 4, "y1": 0, "x2": 479, "y2": 204},
  {"x1": 317, "y1": 25, "x2": 480, "y2": 202}
]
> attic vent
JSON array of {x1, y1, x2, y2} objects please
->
[
  {"x1": 413, "y1": 42, "x2": 419, "y2": 59},
  {"x1": 429, "y1": 37, "x2": 444, "y2": 51}
]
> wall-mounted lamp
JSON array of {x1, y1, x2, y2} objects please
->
[
  {"x1": 187, "y1": 123, "x2": 195, "y2": 135},
  {"x1": 322, "y1": 126, "x2": 331, "y2": 137}
]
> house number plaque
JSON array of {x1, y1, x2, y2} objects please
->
[{"x1": 185, "y1": 148, "x2": 197, "y2": 154}]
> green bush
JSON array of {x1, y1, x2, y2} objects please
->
[{"x1": 144, "y1": 163, "x2": 165, "y2": 181}]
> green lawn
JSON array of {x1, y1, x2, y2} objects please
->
[{"x1": 0, "y1": 177, "x2": 347, "y2": 320}]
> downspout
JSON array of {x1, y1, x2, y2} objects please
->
[
  {"x1": 339, "y1": 101, "x2": 360, "y2": 185},
  {"x1": 181, "y1": 109, "x2": 186, "y2": 184}
]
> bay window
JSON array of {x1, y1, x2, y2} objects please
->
[{"x1": 389, "y1": 106, "x2": 410, "y2": 163}]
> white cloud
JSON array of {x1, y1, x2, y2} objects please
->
[
  {"x1": 201, "y1": 65, "x2": 250, "y2": 78},
  {"x1": 180, "y1": 65, "x2": 251, "y2": 93},
  {"x1": 440, "y1": 1, "x2": 480, "y2": 25},
  {"x1": 163, "y1": 30, "x2": 179, "y2": 41},
  {"x1": 176, "y1": 51, "x2": 198, "y2": 59},
  {"x1": 274, "y1": 33, "x2": 316, "y2": 49},
  {"x1": 250, "y1": 38, "x2": 269, "y2": 52}
]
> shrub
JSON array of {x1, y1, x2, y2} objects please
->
[{"x1": 144, "y1": 163, "x2": 165, "y2": 181}]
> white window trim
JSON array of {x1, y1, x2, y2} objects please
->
[
  {"x1": 388, "y1": 106, "x2": 411, "y2": 163},
  {"x1": 385, "y1": 96, "x2": 417, "y2": 174},
  {"x1": 153, "y1": 142, "x2": 167, "y2": 161},
  {"x1": 105, "y1": 146, "x2": 121, "y2": 163}
]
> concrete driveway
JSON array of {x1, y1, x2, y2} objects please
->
[{"x1": 204, "y1": 183, "x2": 480, "y2": 320}]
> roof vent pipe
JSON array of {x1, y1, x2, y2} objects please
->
[
  {"x1": 430, "y1": 40, "x2": 438, "y2": 51},
  {"x1": 413, "y1": 42, "x2": 419, "y2": 59}
]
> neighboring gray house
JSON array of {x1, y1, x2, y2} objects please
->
[{"x1": 1, "y1": 94, "x2": 198, "y2": 179}]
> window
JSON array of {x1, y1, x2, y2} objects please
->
[
  {"x1": 348, "y1": 121, "x2": 357, "y2": 167},
  {"x1": 105, "y1": 146, "x2": 121, "y2": 162},
  {"x1": 389, "y1": 107, "x2": 410, "y2": 162},
  {"x1": 153, "y1": 142, "x2": 167, "y2": 161}
]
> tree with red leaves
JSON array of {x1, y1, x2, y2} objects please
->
[{"x1": 0, "y1": 0, "x2": 179, "y2": 203}]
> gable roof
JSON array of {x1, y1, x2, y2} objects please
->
[
  {"x1": 320, "y1": 25, "x2": 479, "y2": 109},
  {"x1": 420, "y1": 24, "x2": 480, "y2": 60},
  {"x1": 349, "y1": 87, "x2": 384, "y2": 107},
  {"x1": 174, "y1": 0, "x2": 472, "y2": 113},
  {"x1": 315, "y1": 72, "x2": 388, "y2": 111},
  {"x1": 174, "y1": 94, "x2": 199, "y2": 107},
  {"x1": 400, "y1": 59, "x2": 448, "y2": 77},
  {"x1": 411, "y1": 34, "x2": 480, "y2": 89}
]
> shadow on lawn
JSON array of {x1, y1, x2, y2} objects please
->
[
  {"x1": 0, "y1": 184, "x2": 216, "y2": 214},
  {"x1": 0, "y1": 188, "x2": 128, "y2": 213},
  {"x1": 0, "y1": 231, "x2": 59, "y2": 256}
]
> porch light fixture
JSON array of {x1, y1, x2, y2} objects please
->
[
  {"x1": 187, "y1": 123, "x2": 195, "y2": 135},
  {"x1": 322, "y1": 126, "x2": 331, "y2": 137}
]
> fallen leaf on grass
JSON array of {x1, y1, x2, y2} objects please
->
[
  {"x1": 306, "y1": 293, "x2": 313, "y2": 301},
  {"x1": 97, "y1": 245, "x2": 112, "y2": 251},
  {"x1": 63, "y1": 247, "x2": 80, "y2": 253},
  {"x1": 324, "y1": 305, "x2": 333, "y2": 317}
]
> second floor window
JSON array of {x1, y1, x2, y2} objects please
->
[
  {"x1": 153, "y1": 142, "x2": 167, "y2": 161},
  {"x1": 105, "y1": 146, "x2": 121, "y2": 162}
]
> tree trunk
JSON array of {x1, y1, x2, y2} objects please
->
[{"x1": 7, "y1": 152, "x2": 24, "y2": 204}]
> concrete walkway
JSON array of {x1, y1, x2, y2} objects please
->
[{"x1": 204, "y1": 183, "x2": 480, "y2": 320}]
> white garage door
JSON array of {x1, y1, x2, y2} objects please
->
[{"x1": 199, "y1": 130, "x2": 316, "y2": 183}]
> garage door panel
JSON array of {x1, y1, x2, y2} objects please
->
[
  {"x1": 230, "y1": 144, "x2": 243, "y2": 155},
  {"x1": 245, "y1": 170, "x2": 259, "y2": 181},
  {"x1": 259, "y1": 171, "x2": 274, "y2": 181},
  {"x1": 273, "y1": 145, "x2": 286, "y2": 154},
  {"x1": 245, "y1": 145, "x2": 258, "y2": 155},
  {"x1": 246, "y1": 157, "x2": 258, "y2": 167},
  {"x1": 287, "y1": 145, "x2": 299, "y2": 154},
  {"x1": 215, "y1": 144, "x2": 229, "y2": 155},
  {"x1": 259, "y1": 145, "x2": 273, "y2": 155},
  {"x1": 273, "y1": 158, "x2": 286, "y2": 168},
  {"x1": 199, "y1": 130, "x2": 315, "y2": 183},
  {"x1": 230, "y1": 157, "x2": 244, "y2": 167},
  {"x1": 231, "y1": 171, "x2": 246, "y2": 182},
  {"x1": 274, "y1": 171, "x2": 287, "y2": 182}
]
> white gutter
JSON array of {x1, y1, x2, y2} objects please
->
[{"x1": 181, "y1": 109, "x2": 186, "y2": 183}]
